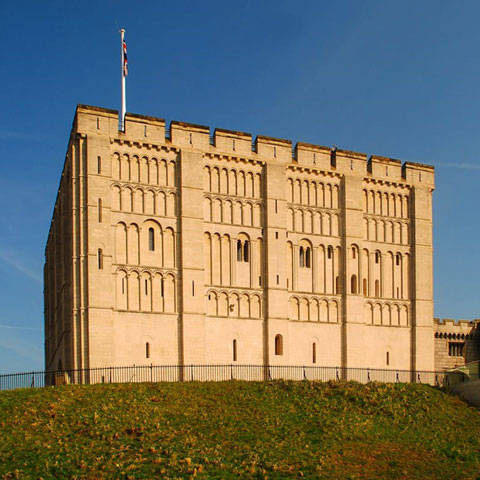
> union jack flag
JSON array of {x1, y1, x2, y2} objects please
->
[{"x1": 123, "y1": 37, "x2": 128, "y2": 77}]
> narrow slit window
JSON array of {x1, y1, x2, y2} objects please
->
[
  {"x1": 275, "y1": 199, "x2": 278, "y2": 213},
  {"x1": 363, "y1": 278, "x2": 367, "y2": 296},
  {"x1": 122, "y1": 277, "x2": 125, "y2": 294},
  {"x1": 259, "y1": 276, "x2": 262, "y2": 286},
  {"x1": 299, "y1": 247, "x2": 305, "y2": 267},
  {"x1": 312, "y1": 343, "x2": 317, "y2": 364},
  {"x1": 192, "y1": 280, "x2": 195, "y2": 296},
  {"x1": 396, "y1": 253, "x2": 400, "y2": 266},
  {"x1": 145, "y1": 279, "x2": 148, "y2": 295},
  {"x1": 96, "y1": 117, "x2": 100, "y2": 129},
  {"x1": 237, "y1": 240, "x2": 242, "y2": 261},
  {"x1": 161, "y1": 278, "x2": 164, "y2": 297},
  {"x1": 375, "y1": 252, "x2": 380, "y2": 264},
  {"x1": 305, "y1": 247, "x2": 311, "y2": 268},
  {"x1": 386, "y1": 351, "x2": 390, "y2": 366},
  {"x1": 148, "y1": 227, "x2": 155, "y2": 251},
  {"x1": 97, "y1": 156, "x2": 101, "y2": 174},
  {"x1": 233, "y1": 339, "x2": 237, "y2": 362},
  {"x1": 98, "y1": 249, "x2": 103, "y2": 270},
  {"x1": 328, "y1": 246, "x2": 333, "y2": 259},
  {"x1": 351, "y1": 275, "x2": 357, "y2": 294},
  {"x1": 233, "y1": 139, "x2": 236, "y2": 151},
  {"x1": 352, "y1": 248, "x2": 356, "y2": 259},
  {"x1": 276, "y1": 275, "x2": 279, "y2": 285},
  {"x1": 243, "y1": 241, "x2": 249, "y2": 262},
  {"x1": 275, "y1": 231, "x2": 279, "y2": 239},
  {"x1": 146, "y1": 342, "x2": 150, "y2": 359},
  {"x1": 98, "y1": 198, "x2": 102, "y2": 223}
]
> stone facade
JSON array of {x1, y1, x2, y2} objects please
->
[{"x1": 44, "y1": 104, "x2": 438, "y2": 374}]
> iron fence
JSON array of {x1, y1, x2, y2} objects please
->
[{"x1": 0, "y1": 364, "x2": 474, "y2": 392}]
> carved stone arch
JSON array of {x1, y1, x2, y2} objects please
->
[
  {"x1": 319, "y1": 299, "x2": 328, "y2": 322},
  {"x1": 218, "y1": 291, "x2": 229, "y2": 317},
  {"x1": 299, "y1": 297, "x2": 309, "y2": 321},
  {"x1": 230, "y1": 293, "x2": 240, "y2": 317},
  {"x1": 365, "y1": 302, "x2": 373, "y2": 324},
  {"x1": 253, "y1": 202, "x2": 261, "y2": 227},
  {"x1": 240, "y1": 293, "x2": 250, "y2": 318},
  {"x1": 206, "y1": 289, "x2": 218, "y2": 316},
  {"x1": 287, "y1": 208, "x2": 294, "y2": 231},
  {"x1": 228, "y1": 169, "x2": 237, "y2": 196},
  {"x1": 224, "y1": 199, "x2": 233, "y2": 224},
  {"x1": 289, "y1": 296, "x2": 300, "y2": 321},
  {"x1": 301, "y1": 180, "x2": 309, "y2": 205},
  {"x1": 127, "y1": 222, "x2": 140, "y2": 265},
  {"x1": 203, "y1": 196, "x2": 212, "y2": 222},
  {"x1": 220, "y1": 168, "x2": 229, "y2": 194},
  {"x1": 115, "y1": 222, "x2": 128, "y2": 264},
  {"x1": 116, "y1": 268, "x2": 128, "y2": 310},
  {"x1": 329, "y1": 300, "x2": 339, "y2": 323},
  {"x1": 145, "y1": 189, "x2": 155, "y2": 214},
  {"x1": 251, "y1": 294, "x2": 261, "y2": 318},
  {"x1": 332, "y1": 184, "x2": 339, "y2": 209},
  {"x1": 325, "y1": 184, "x2": 332, "y2": 208},
  {"x1": 203, "y1": 165, "x2": 211, "y2": 191},
  {"x1": 150, "y1": 157, "x2": 159, "y2": 185},
  {"x1": 373, "y1": 303, "x2": 382, "y2": 325},
  {"x1": 368, "y1": 190, "x2": 374, "y2": 213},
  {"x1": 212, "y1": 197, "x2": 222, "y2": 223},
  {"x1": 159, "y1": 159, "x2": 168, "y2": 186},
  {"x1": 317, "y1": 182, "x2": 325, "y2": 207},
  {"x1": 133, "y1": 187, "x2": 144, "y2": 213},
  {"x1": 128, "y1": 269, "x2": 140, "y2": 311},
  {"x1": 393, "y1": 222, "x2": 401, "y2": 244},
  {"x1": 123, "y1": 186, "x2": 133, "y2": 212},
  {"x1": 112, "y1": 152, "x2": 121, "y2": 179},
  {"x1": 167, "y1": 160, "x2": 176, "y2": 187},
  {"x1": 400, "y1": 305, "x2": 408, "y2": 326},
  {"x1": 244, "y1": 201, "x2": 253, "y2": 226},
  {"x1": 332, "y1": 213, "x2": 339, "y2": 236},
  {"x1": 309, "y1": 181, "x2": 317, "y2": 206},
  {"x1": 140, "y1": 270, "x2": 153, "y2": 312},
  {"x1": 293, "y1": 179, "x2": 301, "y2": 204},
  {"x1": 363, "y1": 189, "x2": 368, "y2": 212},
  {"x1": 323, "y1": 212, "x2": 331, "y2": 236},
  {"x1": 294, "y1": 209, "x2": 302, "y2": 232},
  {"x1": 238, "y1": 170, "x2": 246, "y2": 196},
  {"x1": 246, "y1": 171, "x2": 254, "y2": 197},
  {"x1": 287, "y1": 178, "x2": 294, "y2": 203},
  {"x1": 112, "y1": 184, "x2": 122, "y2": 211},
  {"x1": 140, "y1": 155, "x2": 149, "y2": 184},
  {"x1": 233, "y1": 200, "x2": 242, "y2": 225},
  {"x1": 130, "y1": 155, "x2": 140, "y2": 183},
  {"x1": 167, "y1": 192, "x2": 177, "y2": 217},
  {"x1": 304, "y1": 209, "x2": 313, "y2": 233},
  {"x1": 121, "y1": 153, "x2": 130, "y2": 181},
  {"x1": 163, "y1": 227, "x2": 175, "y2": 268},
  {"x1": 253, "y1": 173, "x2": 261, "y2": 198},
  {"x1": 310, "y1": 298, "x2": 320, "y2": 322},
  {"x1": 382, "y1": 303, "x2": 391, "y2": 325},
  {"x1": 392, "y1": 303, "x2": 400, "y2": 326}
]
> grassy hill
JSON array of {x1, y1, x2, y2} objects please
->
[{"x1": 0, "y1": 381, "x2": 479, "y2": 479}]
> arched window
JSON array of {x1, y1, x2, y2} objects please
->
[
  {"x1": 351, "y1": 274, "x2": 357, "y2": 294},
  {"x1": 274, "y1": 334, "x2": 283, "y2": 356},
  {"x1": 312, "y1": 343, "x2": 316, "y2": 364},
  {"x1": 148, "y1": 227, "x2": 155, "y2": 251},
  {"x1": 160, "y1": 278, "x2": 164, "y2": 297},
  {"x1": 352, "y1": 248, "x2": 356, "y2": 259},
  {"x1": 237, "y1": 240, "x2": 242, "y2": 261},
  {"x1": 396, "y1": 253, "x2": 400, "y2": 266},
  {"x1": 233, "y1": 339, "x2": 237, "y2": 362},
  {"x1": 98, "y1": 249, "x2": 103, "y2": 269},
  {"x1": 305, "y1": 247, "x2": 311, "y2": 268},
  {"x1": 328, "y1": 246, "x2": 333, "y2": 259},
  {"x1": 375, "y1": 252, "x2": 380, "y2": 264},
  {"x1": 146, "y1": 342, "x2": 150, "y2": 359},
  {"x1": 299, "y1": 246, "x2": 305, "y2": 267},
  {"x1": 243, "y1": 241, "x2": 249, "y2": 262}
]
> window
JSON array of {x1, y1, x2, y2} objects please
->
[
  {"x1": 233, "y1": 339, "x2": 237, "y2": 362},
  {"x1": 396, "y1": 253, "x2": 400, "y2": 266},
  {"x1": 375, "y1": 252, "x2": 380, "y2": 264},
  {"x1": 351, "y1": 274, "x2": 358, "y2": 294},
  {"x1": 449, "y1": 343, "x2": 464, "y2": 357},
  {"x1": 299, "y1": 247, "x2": 305, "y2": 267},
  {"x1": 363, "y1": 278, "x2": 367, "y2": 295},
  {"x1": 148, "y1": 227, "x2": 155, "y2": 251},
  {"x1": 122, "y1": 277, "x2": 125, "y2": 294},
  {"x1": 312, "y1": 343, "x2": 317, "y2": 364},
  {"x1": 98, "y1": 198, "x2": 102, "y2": 223},
  {"x1": 386, "y1": 351, "x2": 390, "y2": 366},
  {"x1": 145, "y1": 279, "x2": 148, "y2": 295},
  {"x1": 97, "y1": 156, "x2": 101, "y2": 174},
  {"x1": 352, "y1": 248, "x2": 356, "y2": 259},
  {"x1": 243, "y1": 241, "x2": 249, "y2": 262},
  {"x1": 276, "y1": 275, "x2": 279, "y2": 284},
  {"x1": 161, "y1": 278, "x2": 164, "y2": 297},
  {"x1": 305, "y1": 247, "x2": 311, "y2": 268},
  {"x1": 275, "y1": 334, "x2": 283, "y2": 356},
  {"x1": 275, "y1": 231, "x2": 279, "y2": 239},
  {"x1": 328, "y1": 246, "x2": 333, "y2": 259},
  {"x1": 192, "y1": 280, "x2": 195, "y2": 296},
  {"x1": 146, "y1": 342, "x2": 150, "y2": 359},
  {"x1": 98, "y1": 249, "x2": 103, "y2": 269}
]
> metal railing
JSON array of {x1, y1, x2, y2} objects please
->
[{"x1": 0, "y1": 364, "x2": 474, "y2": 392}]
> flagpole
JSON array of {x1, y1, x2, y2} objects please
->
[{"x1": 120, "y1": 28, "x2": 126, "y2": 131}]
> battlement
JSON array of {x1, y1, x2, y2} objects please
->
[
  {"x1": 74, "y1": 104, "x2": 435, "y2": 186},
  {"x1": 434, "y1": 318, "x2": 480, "y2": 329}
]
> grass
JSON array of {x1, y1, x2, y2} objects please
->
[{"x1": 0, "y1": 380, "x2": 479, "y2": 479}]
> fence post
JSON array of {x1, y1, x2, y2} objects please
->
[
  {"x1": 303, "y1": 366, "x2": 306, "y2": 380},
  {"x1": 336, "y1": 368, "x2": 339, "y2": 381},
  {"x1": 396, "y1": 372, "x2": 399, "y2": 383}
]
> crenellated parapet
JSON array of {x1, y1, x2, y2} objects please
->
[{"x1": 74, "y1": 104, "x2": 434, "y2": 186}]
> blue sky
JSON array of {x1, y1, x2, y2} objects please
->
[{"x1": 0, "y1": 1, "x2": 479, "y2": 373}]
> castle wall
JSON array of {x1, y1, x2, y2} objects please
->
[{"x1": 44, "y1": 105, "x2": 436, "y2": 374}]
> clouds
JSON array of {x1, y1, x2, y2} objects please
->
[{"x1": 0, "y1": 249, "x2": 42, "y2": 284}]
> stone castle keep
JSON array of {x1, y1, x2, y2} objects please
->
[{"x1": 44, "y1": 105, "x2": 478, "y2": 376}]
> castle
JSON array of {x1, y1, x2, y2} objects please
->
[{"x1": 43, "y1": 105, "x2": 478, "y2": 378}]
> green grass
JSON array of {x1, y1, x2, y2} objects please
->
[{"x1": 0, "y1": 381, "x2": 479, "y2": 479}]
